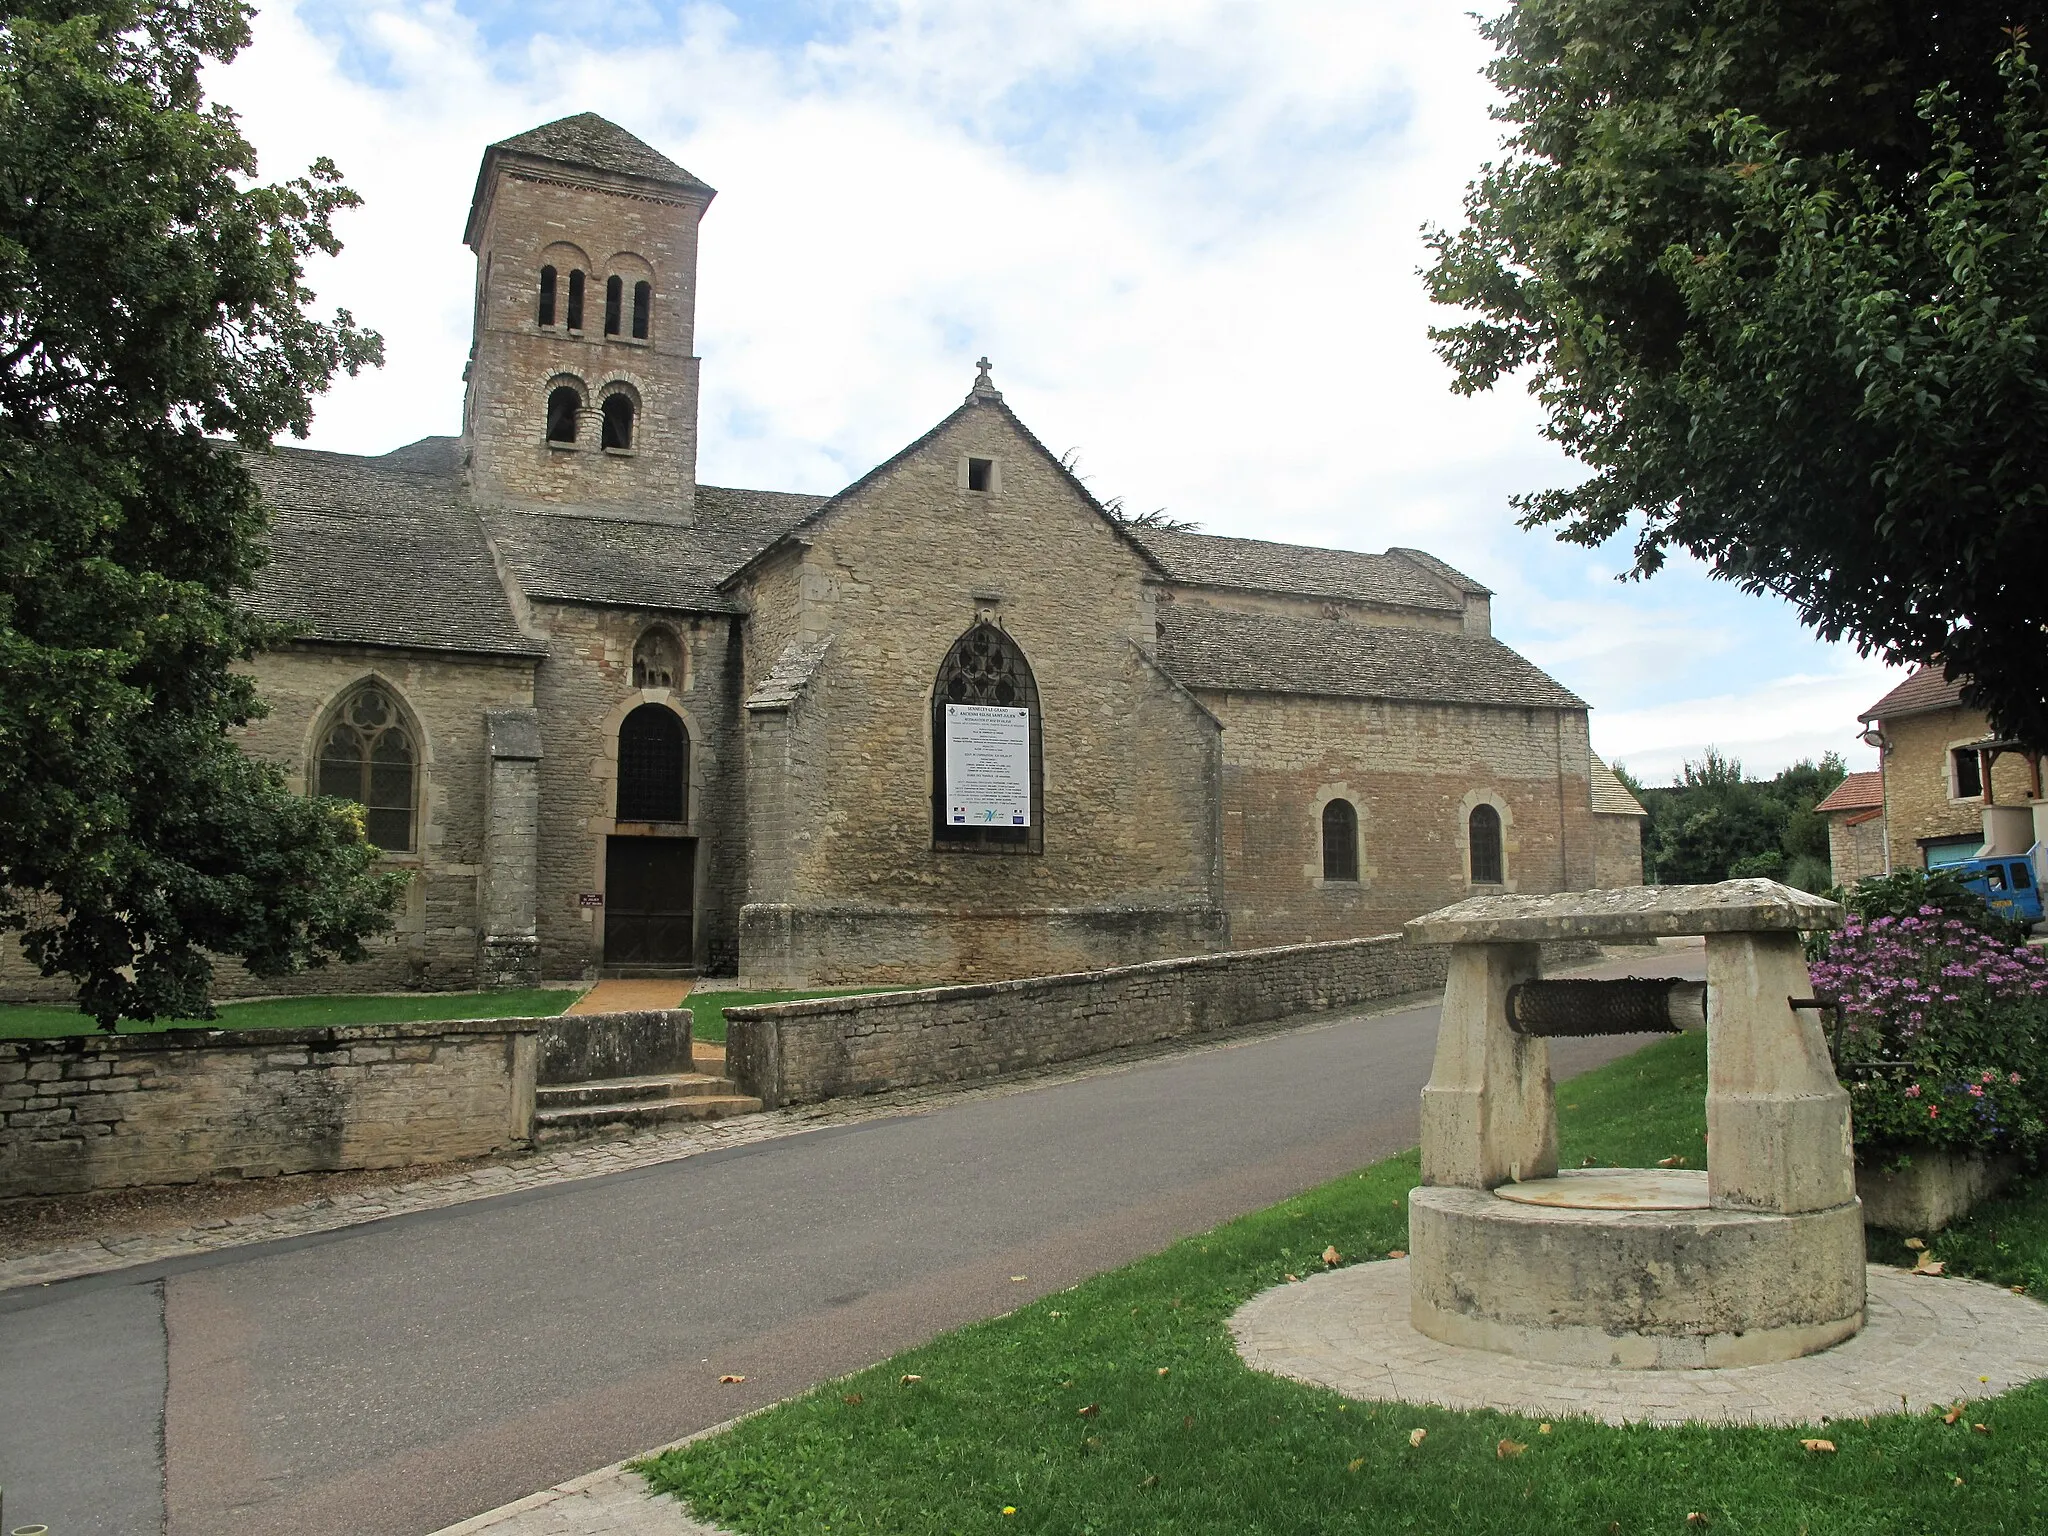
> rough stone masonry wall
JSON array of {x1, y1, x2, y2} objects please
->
[
  {"x1": 736, "y1": 401, "x2": 1227, "y2": 987},
  {"x1": 725, "y1": 932, "x2": 1602, "y2": 1107},
  {"x1": 1879, "y1": 706, "x2": 2036, "y2": 870},
  {"x1": 0, "y1": 1020, "x2": 539, "y2": 1198},
  {"x1": 529, "y1": 602, "x2": 745, "y2": 977},
  {"x1": 1203, "y1": 691, "x2": 1600, "y2": 950},
  {"x1": 0, "y1": 644, "x2": 537, "y2": 1003}
]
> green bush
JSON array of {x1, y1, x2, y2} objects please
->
[{"x1": 1841, "y1": 867, "x2": 2035, "y2": 946}]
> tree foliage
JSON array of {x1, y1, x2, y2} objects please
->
[
  {"x1": 1622, "y1": 749, "x2": 1846, "y2": 888},
  {"x1": 1426, "y1": 2, "x2": 2048, "y2": 745},
  {"x1": 0, "y1": 1, "x2": 399, "y2": 1025}
]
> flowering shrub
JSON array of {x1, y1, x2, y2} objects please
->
[{"x1": 1810, "y1": 909, "x2": 2048, "y2": 1167}]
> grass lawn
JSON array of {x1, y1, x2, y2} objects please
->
[
  {"x1": 688, "y1": 987, "x2": 902, "y2": 1045},
  {"x1": 0, "y1": 987, "x2": 583, "y2": 1040},
  {"x1": 642, "y1": 1031, "x2": 2048, "y2": 1535}
]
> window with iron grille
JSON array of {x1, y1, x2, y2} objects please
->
[
  {"x1": 618, "y1": 704, "x2": 686, "y2": 822},
  {"x1": 931, "y1": 621, "x2": 1042, "y2": 852}
]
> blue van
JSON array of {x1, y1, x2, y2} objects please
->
[{"x1": 1955, "y1": 851, "x2": 2045, "y2": 925}]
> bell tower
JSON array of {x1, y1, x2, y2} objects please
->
[{"x1": 461, "y1": 114, "x2": 715, "y2": 524}]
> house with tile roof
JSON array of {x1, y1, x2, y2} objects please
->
[
  {"x1": 1, "y1": 114, "x2": 1643, "y2": 999},
  {"x1": 1813, "y1": 771, "x2": 1887, "y2": 887},
  {"x1": 1858, "y1": 667, "x2": 2046, "y2": 878}
]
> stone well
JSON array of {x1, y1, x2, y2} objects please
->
[{"x1": 1404, "y1": 879, "x2": 1864, "y2": 1369}]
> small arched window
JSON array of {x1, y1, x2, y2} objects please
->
[
  {"x1": 632, "y1": 627, "x2": 680, "y2": 689},
  {"x1": 316, "y1": 683, "x2": 417, "y2": 853},
  {"x1": 601, "y1": 394, "x2": 635, "y2": 451},
  {"x1": 537, "y1": 265, "x2": 557, "y2": 327},
  {"x1": 932, "y1": 621, "x2": 1042, "y2": 852},
  {"x1": 1322, "y1": 799, "x2": 1359, "y2": 882},
  {"x1": 632, "y1": 280, "x2": 652, "y2": 340},
  {"x1": 546, "y1": 385, "x2": 581, "y2": 444},
  {"x1": 1469, "y1": 803, "x2": 1504, "y2": 885},
  {"x1": 617, "y1": 704, "x2": 686, "y2": 822},
  {"x1": 566, "y1": 269, "x2": 586, "y2": 331},
  {"x1": 603, "y1": 275, "x2": 623, "y2": 337}
]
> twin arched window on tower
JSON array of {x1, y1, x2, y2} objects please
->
[
  {"x1": 931, "y1": 621, "x2": 1043, "y2": 852},
  {"x1": 538, "y1": 265, "x2": 650, "y2": 341},
  {"x1": 544, "y1": 379, "x2": 635, "y2": 451}
]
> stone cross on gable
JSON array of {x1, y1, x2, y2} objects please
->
[{"x1": 968, "y1": 356, "x2": 1002, "y2": 402}]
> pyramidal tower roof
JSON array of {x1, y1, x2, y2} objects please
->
[{"x1": 466, "y1": 112, "x2": 714, "y2": 244}]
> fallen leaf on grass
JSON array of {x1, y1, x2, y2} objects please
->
[
  {"x1": 1284, "y1": 1273, "x2": 1300, "y2": 1283},
  {"x1": 1323, "y1": 1246, "x2": 1342, "y2": 1266},
  {"x1": 1347, "y1": 1457, "x2": 1365, "y2": 1473},
  {"x1": 1911, "y1": 1253, "x2": 1945, "y2": 1276},
  {"x1": 1686, "y1": 1515, "x2": 1710, "y2": 1528},
  {"x1": 1497, "y1": 1439, "x2": 1527, "y2": 1459},
  {"x1": 1001, "y1": 1507, "x2": 1016, "y2": 1517},
  {"x1": 2011, "y1": 1285, "x2": 2028, "y2": 1295},
  {"x1": 1657, "y1": 1155, "x2": 1686, "y2": 1168},
  {"x1": 1538, "y1": 1423, "x2": 1552, "y2": 1434},
  {"x1": 1139, "y1": 1475, "x2": 1159, "y2": 1489},
  {"x1": 1156, "y1": 1367, "x2": 1170, "y2": 1377},
  {"x1": 1078, "y1": 1403, "x2": 1100, "y2": 1418},
  {"x1": 1972, "y1": 1423, "x2": 1990, "y2": 1435},
  {"x1": 1580, "y1": 1155, "x2": 1599, "y2": 1167},
  {"x1": 1408, "y1": 1428, "x2": 1428, "y2": 1447},
  {"x1": 1904, "y1": 1237, "x2": 1926, "y2": 1251},
  {"x1": 900, "y1": 1374, "x2": 922, "y2": 1386},
  {"x1": 718, "y1": 1374, "x2": 746, "y2": 1384},
  {"x1": 1801, "y1": 1439, "x2": 1836, "y2": 1454},
  {"x1": 1387, "y1": 1249, "x2": 1407, "y2": 1260},
  {"x1": 1182, "y1": 1414, "x2": 1195, "y2": 1429},
  {"x1": 1945, "y1": 1403, "x2": 1967, "y2": 1425},
  {"x1": 1953, "y1": 1476, "x2": 1965, "y2": 1487},
  {"x1": 1082, "y1": 1435, "x2": 1102, "y2": 1450},
  {"x1": 842, "y1": 1393, "x2": 863, "y2": 1406}
]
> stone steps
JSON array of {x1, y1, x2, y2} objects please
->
[{"x1": 533, "y1": 1071, "x2": 762, "y2": 1144}]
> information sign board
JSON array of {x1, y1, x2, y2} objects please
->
[{"x1": 943, "y1": 704, "x2": 1031, "y2": 827}]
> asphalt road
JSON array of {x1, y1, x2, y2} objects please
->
[{"x1": 0, "y1": 946, "x2": 1703, "y2": 1536}]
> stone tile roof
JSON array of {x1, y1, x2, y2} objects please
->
[
  {"x1": 490, "y1": 113, "x2": 711, "y2": 193},
  {"x1": 243, "y1": 447, "x2": 542, "y2": 658},
  {"x1": 1128, "y1": 528, "x2": 1470, "y2": 612},
  {"x1": 1155, "y1": 608, "x2": 1584, "y2": 709},
  {"x1": 1590, "y1": 756, "x2": 1647, "y2": 816},
  {"x1": 746, "y1": 635, "x2": 834, "y2": 712},
  {"x1": 1815, "y1": 771, "x2": 1885, "y2": 815},
  {"x1": 483, "y1": 487, "x2": 824, "y2": 614},
  {"x1": 1861, "y1": 665, "x2": 1966, "y2": 722}
]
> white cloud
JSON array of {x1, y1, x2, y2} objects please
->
[{"x1": 209, "y1": 0, "x2": 1909, "y2": 776}]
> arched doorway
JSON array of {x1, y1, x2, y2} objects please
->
[{"x1": 605, "y1": 704, "x2": 694, "y2": 967}]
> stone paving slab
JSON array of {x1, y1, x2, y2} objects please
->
[
  {"x1": 430, "y1": 1448, "x2": 730, "y2": 1536},
  {"x1": 1233, "y1": 1258, "x2": 2048, "y2": 1426}
]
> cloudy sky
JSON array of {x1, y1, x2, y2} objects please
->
[{"x1": 212, "y1": 0, "x2": 1903, "y2": 784}]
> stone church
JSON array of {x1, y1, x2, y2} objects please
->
[{"x1": 8, "y1": 113, "x2": 1646, "y2": 1000}]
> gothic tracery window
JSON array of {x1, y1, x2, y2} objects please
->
[
  {"x1": 931, "y1": 621, "x2": 1042, "y2": 851},
  {"x1": 1469, "y1": 802, "x2": 1504, "y2": 885},
  {"x1": 315, "y1": 683, "x2": 417, "y2": 853},
  {"x1": 632, "y1": 628, "x2": 680, "y2": 689}
]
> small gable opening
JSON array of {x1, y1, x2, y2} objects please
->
[
  {"x1": 1322, "y1": 799, "x2": 1359, "y2": 882},
  {"x1": 967, "y1": 456, "x2": 994, "y2": 492},
  {"x1": 617, "y1": 704, "x2": 687, "y2": 823},
  {"x1": 1469, "y1": 803, "x2": 1504, "y2": 885}
]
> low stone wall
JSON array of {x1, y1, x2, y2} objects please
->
[
  {"x1": 0, "y1": 1020, "x2": 540, "y2": 1198},
  {"x1": 725, "y1": 934, "x2": 1602, "y2": 1108},
  {"x1": 1857, "y1": 1151, "x2": 2021, "y2": 1233},
  {"x1": 536, "y1": 1009, "x2": 692, "y2": 1085}
]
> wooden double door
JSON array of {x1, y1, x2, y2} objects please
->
[{"x1": 603, "y1": 836, "x2": 695, "y2": 966}]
